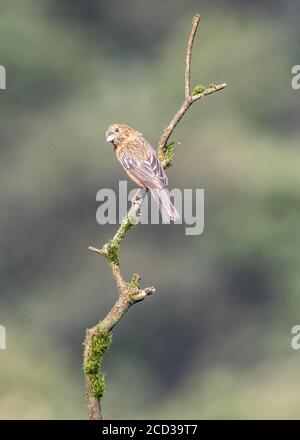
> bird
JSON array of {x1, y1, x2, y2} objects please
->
[{"x1": 105, "y1": 123, "x2": 179, "y2": 222}]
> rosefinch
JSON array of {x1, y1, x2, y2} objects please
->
[{"x1": 105, "y1": 123, "x2": 179, "y2": 222}]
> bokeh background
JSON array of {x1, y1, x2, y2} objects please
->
[{"x1": 1, "y1": 0, "x2": 300, "y2": 419}]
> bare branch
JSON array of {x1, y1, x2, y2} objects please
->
[
  {"x1": 88, "y1": 246, "x2": 105, "y2": 255},
  {"x1": 84, "y1": 13, "x2": 226, "y2": 420},
  {"x1": 158, "y1": 16, "x2": 226, "y2": 167},
  {"x1": 185, "y1": 14, "x2": 201, "y2": 98},
  {"x1": 157, "y1": 80, "x2": 226, "y2": 165},
  {"x1": 192, "y1": 82, "x2": 227, "y2": 102}
]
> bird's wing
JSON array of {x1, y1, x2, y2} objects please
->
[{"x1": 118, "y1": 136, "x2": 168, "y2": 189}]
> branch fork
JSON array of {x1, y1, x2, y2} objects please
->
[{"x1": 84, "y1": 13, "x2": 226, "y2": 420}]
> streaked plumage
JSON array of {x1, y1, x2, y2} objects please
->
[{"x1": 105, "y1": 123, "x2": 179, "y2": 222}]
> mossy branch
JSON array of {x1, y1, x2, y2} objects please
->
[{"x1": 84, "y1": 13, "x2": 226, "y2": 420}]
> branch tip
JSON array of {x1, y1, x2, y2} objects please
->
[
  {"x1": 144, "y1": 287, "x2": 156, "y2": 295},
  {"x1": 88, "y1": 246, "x2": 105, "y2": 256},
  {"x1": 131, "y1": 286, "x2": 156, "y2": 302}
]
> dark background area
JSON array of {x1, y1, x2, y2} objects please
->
[{"x1": 0, "y1": 0, "x2": 300, "y2": 418}]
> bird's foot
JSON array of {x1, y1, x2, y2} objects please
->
[{"x1": 131, "y1": 194, "x2": 143, "y2": 205}]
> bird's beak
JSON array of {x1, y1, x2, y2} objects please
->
[{"x1": 105, "y1": 133, "x2": 115, "y2": 143}]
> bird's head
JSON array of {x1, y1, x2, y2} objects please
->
[
  {"x1": 105, "y1": 123, "x2": 130, "y2": 143},
  {"x1": 105, "y1": 124, "x2": 141, "y2": 146},
  {"x1": 105, "y1": 124, "x2": 122, "y2": 143}
]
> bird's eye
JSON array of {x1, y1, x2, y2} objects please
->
[{"x1": 115, "y1": 127, "x2": 119, "y2": 133}]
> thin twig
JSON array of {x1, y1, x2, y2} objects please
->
[
  {"x1": 185, "y1": 14, "x2": 200, "y2": 98},
  {"x1": 158, "y1": 14, "x2": 226, "y2": 157},
  {"x1": 84, "y1": 14, "x2": 226, "y2": 420},
  {"x1": 193, "y1": 82, "x2": 227, "y2": 101},
  {"x1": 158, "y1": 82, "x2": 226, "y2": 158}
]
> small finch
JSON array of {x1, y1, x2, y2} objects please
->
[{"x1": 105, "y1": 123, "x2": 179, "y2": 222}]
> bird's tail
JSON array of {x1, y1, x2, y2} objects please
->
[{"x1": 150, "y1": 188, "x2": 180, "y2": 223}]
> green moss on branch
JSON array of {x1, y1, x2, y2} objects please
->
[
  {"x1": 159, "y1": 141, "x2": 176, "y2": 168},
  {"x1": 84, "y1": 330, "x2": 112, "y2": 399},
  {"x1": 192, "y1": 84, "x2": 206, "y2": 95}
]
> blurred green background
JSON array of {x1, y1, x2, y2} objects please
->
[{"x1": 1, "y1": 0, "x2": 300, "y2": 419}]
